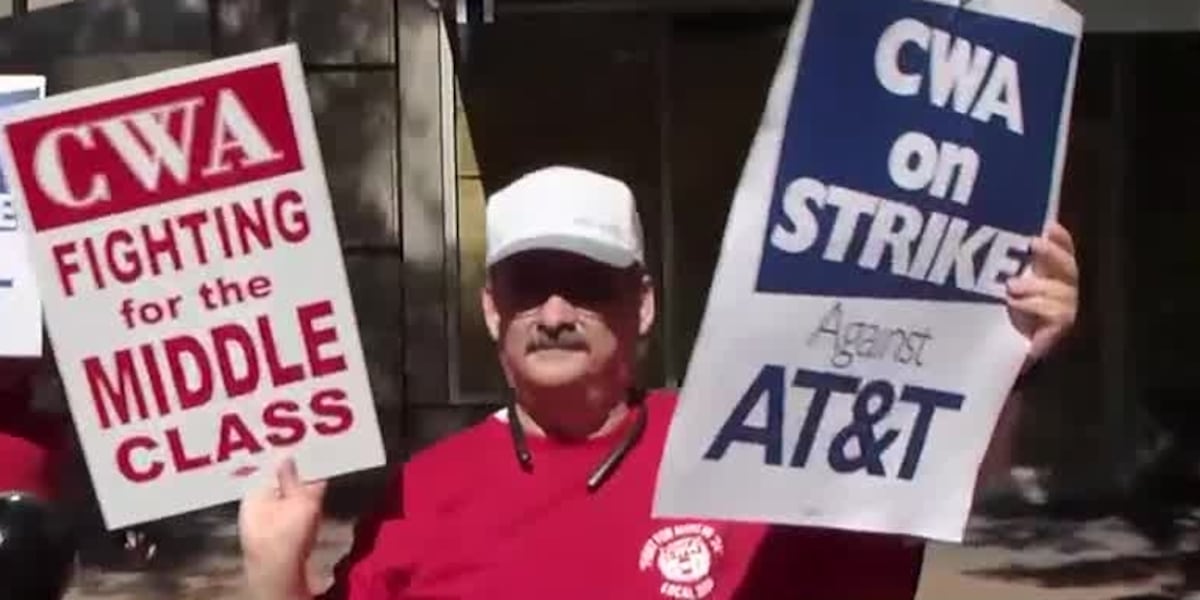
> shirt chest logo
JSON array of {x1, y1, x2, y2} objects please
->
[{"x1": 638, "y1": 523, "x2": 725, "y2": 599}]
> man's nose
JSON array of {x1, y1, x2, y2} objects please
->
[{"x1": 536, "y1": 294, "x2": 579, "y2": 331}]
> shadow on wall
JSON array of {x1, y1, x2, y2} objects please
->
[{"x1": 0, "y1": 0, "x2": 209, "y2": 70}]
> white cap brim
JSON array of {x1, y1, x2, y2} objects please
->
[{"x1": 486, "y1": 234, "x2": 640, "y2": 269}]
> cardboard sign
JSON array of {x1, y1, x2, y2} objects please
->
[
  {"x1": 0, "y1": 75, "x2": 46, "y2": 358},
  {"x1": 654, "y1": 0, "x2": 1081, "y2": 542},
  {"x1": 0, "y1": 45, "x2": 385, "y2": 529}
]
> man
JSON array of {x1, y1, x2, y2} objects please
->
[{"x1": 240, "y1": 165, "x2": 1079, "y2": 599}]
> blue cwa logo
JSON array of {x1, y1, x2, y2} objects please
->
[{"x1": 755, "y1": 0, "x2": 1075, "y2": 304}]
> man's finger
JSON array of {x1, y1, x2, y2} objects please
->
[
  {"x1": 277, "y1": 457, "x2": 302, "y2": 497},
  {"x1": 1007, "y1": 295, "x2": 1072, "y2": 324},
  {"x1": 1028, "y1": 326, "x2": 1062, "y2": 362},
  {"x1": 1030, "y1": 237, "x2": 1079, "y2": 285},
  {"x1": 303, "y1": 479, "x2": 329, "y2": 503},
  {"x1": 1006, "y1": 276, "x2": 1077, "y2": 302},
  {"x1": 240, "y1": 470, "x2": 280, "y2": 509},
  {"x1": 1045, "y1": 222, "x2": 1075, "y2": 256},
  {"x1": 278, "y1": 457, "x2": 327, "y2": 502}
]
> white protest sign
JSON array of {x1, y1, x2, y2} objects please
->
[
  {"x1": 0, "y1": 75, "x2": 46, "y2": 358},
  {"x1": 0, "y1": 45, "x2": 385, "y2": 529},
  {"x1": 654, "y1": 0, "x2": 1082, "y2": 542}
]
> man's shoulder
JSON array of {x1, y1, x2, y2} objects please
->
[
  {"x1": 643, "y1": 387, "x2": 679, "y2": 415},
  {"x1": 646, "y1": 387, "x2": 678, "y2": 402},
  {"x1": 406, "y1": 410, "x2": 509, "y2": 474},
  {"x1": 365, "y1": 411, "x2": 510, "y2": 521}
]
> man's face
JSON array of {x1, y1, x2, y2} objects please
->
[{"x1": 483, "y1": 250, "x2": 653, "y2": 392}]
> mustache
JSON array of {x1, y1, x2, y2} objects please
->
[{"x1": 526, "y1": 325, "x2": 589, "y2": 352}]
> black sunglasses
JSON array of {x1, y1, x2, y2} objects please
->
[{"x1": 494, "y1": 255, "x2": 639, "y2": 312}]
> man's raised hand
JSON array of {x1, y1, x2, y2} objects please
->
[{"x1": 239, "y1": 457, "x2": 326, "y2": 600}]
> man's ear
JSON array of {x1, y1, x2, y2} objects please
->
[
  {"x1": 482, "y1": 282, "x2": 502, "y2": 341},
  {"x1": 638, "y1": 272, "x2": 656, "y2": 337}
]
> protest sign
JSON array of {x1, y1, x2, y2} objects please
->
[
  {"x1": 0, "y1": 45, "x2": 385, "y2": 529},
  {"x1": 0, "y1": 75, "x2": 46, "y2": 358},
  {"x1": 654, "y1": 0, "x2": 1082, "y2": 542}
]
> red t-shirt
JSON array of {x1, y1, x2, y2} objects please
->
[
  {"x1": 322, "y1": 390, "x2": 923, "y2": 599},
  {"x1": 0, "y1": 389, "x2": 65, "y2": 501}
]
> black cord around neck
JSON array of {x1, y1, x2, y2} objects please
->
[
  {"x1": 505, "y1": 398, "x2": 534, "y2": 473},
  {"x1": 504, "y1": 389, "x2": 648, "y2": 492}
]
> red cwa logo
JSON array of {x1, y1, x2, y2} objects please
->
[{"x1": 5, "y1": 63, "x2": 303, "y2": 232}]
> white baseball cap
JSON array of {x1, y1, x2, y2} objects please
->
[{"x1": 485, "y1": 166, "x2": 645, "y2": 269}]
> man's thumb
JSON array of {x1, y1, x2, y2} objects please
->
[
  {"x1": 278, "y1": 457, "x2": 328, "y2": 502},
  {"x1": 303, "y1": 479, "x2": 329, "y2": 502},
  {"x1": 277, "y1": 457, "x2": 302, "y2": 496}
]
